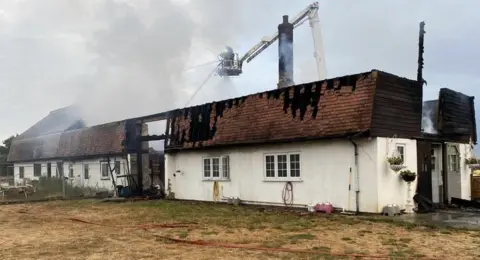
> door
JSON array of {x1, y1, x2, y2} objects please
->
[
  {"x1": 446, "y1": 144, "x2": 461, "y2": 201},
  {"x1": 416, "y1": 141, "x2": 433, "y2": 201}
]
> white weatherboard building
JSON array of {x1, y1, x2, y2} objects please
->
[
  {"x1": 163, "y1": 70, "x2": 476, "y2": 213},
  {"x1": 7, "y1": 106, "x2": 129, "y2": 192}
]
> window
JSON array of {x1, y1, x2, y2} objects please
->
[
  {"x1": 47, "y1": 163, "x2": 52, "y2": 178},
  {"x1": 101, "y1": 162, "x2": 110, "y2": 179},
  {"x1": 277, "y1": 155, "x2": 288, "y2": 177},
  {"x1": 115, "y1": 161, "x2": 121, "y2": 175},
  {"x1": 265, "y1": 155, "x2": 275, "y2": 177},
  {"x1": 431, "y1": 149, "x2": 436, "y2": 171},
  {"x1": 33, "y1": 163, "x2": 41, "y2": 177},
  {"x1": 264, "y1": 153, "x2": 301, "y2": 180},
  {"x1": 69, "y1": 167, "x2": 74, "y2": 178},
  {"x1": 203, "y1": 158, "x2": 211, "y2": 178},
  {"x1": 290, "y1": 154, "x2": 301, "y2": 177},
  {"x1": 222, "y1": 156, "x2": 230, "y2": 179},
  {"x1": 203, "y1": 156, "x2": 230, "y2": 180},
  {"x1": 19, "y1": 166, "x2": 24, "y2": 179},
  {"x1": 84, "y1": 164, "x2": 89, "y2": 180},
  {"x1": 212, "y1": 158, "x2": 220, "y2": 177},
  {"x1": 396, "y1": 144, "x2": 406, "y2": 164},
  {"x1": 447, "y1": 145, "x2": 460, "y2": 172}
]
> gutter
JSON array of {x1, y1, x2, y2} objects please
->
[{"x1": 348, "y1": 131, "x2": 367, "y2": 214}]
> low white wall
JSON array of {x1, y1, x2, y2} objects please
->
[
  {"x1": 166, "y1": 138, "x2": 379, "y2": 212},
  {"x1": 13, "y1": 156, "x2": 128, "y2": 192}
]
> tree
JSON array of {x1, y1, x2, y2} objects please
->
[{"x1": 0, "y1": 135, "x2": 16, "y2": 162}]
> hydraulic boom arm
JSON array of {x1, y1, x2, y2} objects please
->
[{"x1": 217, "y1": 2, "x2": 326, "y2": 80}]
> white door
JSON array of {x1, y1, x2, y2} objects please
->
[{"x1": 446, "y1": 144, "x2": 462, "y2": 201}]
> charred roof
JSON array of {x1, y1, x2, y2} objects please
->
[{"x1": 165, "y1": 70, "x2": 426, "y2": 150}]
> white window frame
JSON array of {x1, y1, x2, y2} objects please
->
[
  {"x1": 100, "y1": 161, "x2": 110, "y2": 180},
  {"x1": 202, "y1": 156, "x2": 230, "y2": 181},
  {"x1": 447, "y1": 144, "x2": 460, "y2": 172},
  {"x1": 263, "y1": 152, "x2": 302, "y2": 182},
  {"x1": 395, "y1": 144, "x2": 406, "y2": 164}
]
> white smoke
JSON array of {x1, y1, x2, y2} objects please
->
[{"x1": 421, "y1": 105, "x2": 438, "y2": 134}]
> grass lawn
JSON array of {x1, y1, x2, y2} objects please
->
[{"x1": 0, "y1": 200, "x2": 479, "y2": 259}]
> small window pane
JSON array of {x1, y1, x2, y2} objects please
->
[{"x1": 265, "y1": 155, "x2": 275, "y2": 177}]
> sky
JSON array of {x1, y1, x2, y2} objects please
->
[{"x1": 0, "y1": 0, "x2": 479, "y2": 144}]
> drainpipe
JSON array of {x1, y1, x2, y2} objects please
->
[{"x1": 349, "y1": 137, "x2": 360, "y2": 214}]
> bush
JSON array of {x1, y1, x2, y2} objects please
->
[{"x1": 387, "y1": 156, "x2": 403, "y2": 165}]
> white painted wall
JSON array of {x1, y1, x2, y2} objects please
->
[
  {"x1": 166, "y1": 137, "x2": 474, "y2": 213},
  {"x1": 458, "y1": 143, "x2": 473, "y2": 200},
  {"x1": 375, "y1": 137, "x2": 417, "y2": 212},
  {"x1": 166, "y1": 138, "x2": 380, "y2": 213},
  {"x1": 13, "y1": 157, "x2": 128, "y2": 192}
]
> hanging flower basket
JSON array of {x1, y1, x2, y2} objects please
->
[
  {"x1": 387, "y1": 156, "x2": 404, "y2": 172},
  {"x1": 465, "y1": 157, "x2": 480, "y2": 168},
  {"x1": 399, "y1": 170, "x2": 416, "y2": 183},
  {"x1": 389, "y1": 164, "x2": 406, "y2": 172}
]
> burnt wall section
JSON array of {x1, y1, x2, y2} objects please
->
[
  {"x1": 166, "y1": 71, "x2": 378, "y2": 150},
  {"x1": 438, "y1": 88, "x2": 476, "y2": 143},
  {"x1": 370, "y1": 71, "x2": 423, "y2": 139},
  {"x1": 124, "y1": 119, "x2": 138, "y2": 153}
]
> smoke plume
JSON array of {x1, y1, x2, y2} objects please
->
[
  {"x1": 421, "y1": 104, "x2": 438, "y2": 134},
  {"x1": 71, "y1": 0, "x2": 300, "y2": 126},
  {"x1": 278, "y1": 33, "x2": 294, "y2": 85}
]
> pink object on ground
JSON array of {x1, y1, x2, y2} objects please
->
[{"x1": 314, "y1": 203, "x2": 334, "y2": 214}]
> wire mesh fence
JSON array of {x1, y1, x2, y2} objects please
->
[{"x1": 1, "y1": 163, "x2": 115, "y2": 202}]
